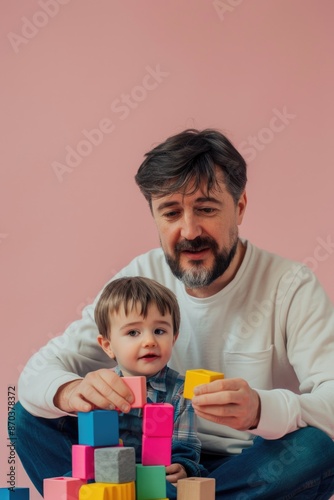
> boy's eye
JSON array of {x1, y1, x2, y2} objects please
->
[
  {"x1": 128, "y1": 330, "x2": 140, "y2": 337},
  {"x1": 154, "y1": 328, "x2": 166, "y2": 335}
]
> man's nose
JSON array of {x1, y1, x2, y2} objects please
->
[{"x1": 180, "y1": 213, "x2": 202, "y2": 240}]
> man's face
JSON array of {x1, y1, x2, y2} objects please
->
[{"x1": 151, "y1": 173, "x2": 247, "y2": 294}]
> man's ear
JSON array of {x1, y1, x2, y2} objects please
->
[
  {"x1": 237, "y1": 191, "x2": 247, "y2": 225},
  {"x1": 97, "y1": 335, "x2": 116, "y2": 360}
]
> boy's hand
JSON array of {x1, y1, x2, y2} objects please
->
[
  {"x1": 165, "y1": 463, "x2": 187, "y2": 484},
  {"x1": 53, "y1": 369, "x2": 134, "y2": 413},
  {"x1": 192, "y1": 377, "x2": 261, "y2": 430}
]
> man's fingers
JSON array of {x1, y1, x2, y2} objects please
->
[
  {"x1": 68, "y1": 369, "x2": 134, "y2": 413},
  {"x1": 100, "y1": 371, "x2": 135, "y2": 404},
  {"x1": 193, "y1": 377, "x2": 245, "y2": 396}
]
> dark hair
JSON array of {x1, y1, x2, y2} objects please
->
[
  {"x1": 135, "y1": 128, "x2": 247, "y2": 206},
  {"x1": 94, "y1": 276, "x2": 180, "y2": 339}
]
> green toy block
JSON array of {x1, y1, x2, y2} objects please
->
[{"x1": 135, "y1": 464, "x2": 166, "y2": 500}]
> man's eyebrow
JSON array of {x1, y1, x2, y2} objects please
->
[
  {"x1": 155, "y1": 201, "x2": 180, "y2": 212},
  {"x1": 156, "y1": 196, "x2": 222, "y2": 212},
  {"x1": 195, "y1": 196, "x2": 222, "y2": 205}
]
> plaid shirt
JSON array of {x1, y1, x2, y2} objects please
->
[{"x1": 114, "y1": 365, "x2": 206, "y2": 477}]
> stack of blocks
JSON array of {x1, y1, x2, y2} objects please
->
[
  {"x1": 40, "y1": 369, "x2": 218, "y2": 499},
  {"x1": 43, "y1": 375, "x2": 171, "y2": 499}
]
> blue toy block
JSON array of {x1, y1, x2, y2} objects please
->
[
  {"x1": 78, "y1": 409, "x2": 119, "y2": 446},
  {"x1": 0, "y1": 489, "x2": 29, "y2": 499}
]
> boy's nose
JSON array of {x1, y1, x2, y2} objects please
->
[{"x1": 142, "y1": 333, "x2": 157, "y2": 347}]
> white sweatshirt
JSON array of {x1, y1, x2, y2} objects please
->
[{"x1": 18, "y1": 240, "x2": 334, "y2": 455}]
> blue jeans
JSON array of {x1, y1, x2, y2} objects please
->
[{"x1": 13, "y1": 402, "x2": 334, "y2": 499}]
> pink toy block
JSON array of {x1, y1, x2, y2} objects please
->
[
  {"x1": 122, "y1": 376, "x2": 146, "y2": 408},
  {"x1": 143, "y1": 403, "x2": 174, "y2": 437},
  {"x1": 72, "y1": 444, "x2": 96, "y2": 480},
  {"x1": 142, "y1": 435, "x2": 172, "y2": 466},
  {"x1": 43, "y1": 477, "x2": 85, "y2": 500}
]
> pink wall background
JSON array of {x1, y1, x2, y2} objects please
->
[{"x1": 1, "y1": 1, "x2": 333, "y2": 497}]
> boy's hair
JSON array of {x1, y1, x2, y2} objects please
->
[
  {"x1": 94, "y1": 276, "x2": 180, "y2": 339},
  {"x1": 135, "y1": 128, "x2": 247, "y2": 208}
]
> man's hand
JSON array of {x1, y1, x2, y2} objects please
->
[
  {"x1": 191, "y1": 377, "x2": 261, "y2": 431},
  {"x1": 165, "y1": 463, "x2": 187, "y2": 484},
  {"x1": 53, "y1": 369, "x2": 134, "y2": 413}
]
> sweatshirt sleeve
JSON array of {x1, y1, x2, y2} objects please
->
[{"x1": 251, "y1": 264, "x2": 334, "y2": 439}]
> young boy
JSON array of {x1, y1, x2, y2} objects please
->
[{"x1": 94, "y1": 276, "x2": 206, "y2": 494}]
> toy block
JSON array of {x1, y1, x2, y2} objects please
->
[
  {"x1": 143, "y1": 403, "x2": 174, "y2": 437},
  {"x1": 184, "y1": 369, "x2": 224, "y2": 399},
  {"x1": 94, "y1": 447, "x2": 136, "y2": 483},
  {"x1": 0, "y1": 489, "x2": 29, "y2": 499},
  {"x1": 136, "y1": 465, "x2": 166, "y2": 500},
  {"x1": 43, "y1": 477, "x2": 85, "y2": 500},
  {"x1": 72, "y1": 444, "x2": 96, "y2": 480},
  {"x1": 177, "y1": 477, "x2": 215, "y2": 500},
  {"x1": 78, "y1": 409, "x2": 119, "y2": 446},
  {"x1": 142, "y1": 435, "x2": 172, "y2": 466},
  {"x1": 122, "y1": 376, "x2": 147, "y2": 408},
  {"x1": 79, "y1": 481, "x2": 135, "y2": 499}
]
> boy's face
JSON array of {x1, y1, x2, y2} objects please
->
[{"x1": 98, "y1": 302, "x2": 178, "y2": 377}]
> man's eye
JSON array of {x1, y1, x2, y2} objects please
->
[
  {"x1": 198, "y1": 207, "x2": 216, "y2": 214},
  {"x1": 163, "y1": 211, "x2": 179, "y2": 219}
]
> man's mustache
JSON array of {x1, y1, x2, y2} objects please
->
[{"x1": 174, "y1": 237, "x2": 218, "y2": 253}]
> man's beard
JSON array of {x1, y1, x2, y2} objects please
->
[{"x1": 164, "y1": 232, "x2": 239, "y2": 289}]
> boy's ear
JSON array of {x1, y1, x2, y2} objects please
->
[
  {"x1": 173, "y1": 331, "x2": 179, "y2": 345},
  {"x1": 97, "y1": 335, "x2": 116, "y2": 360}
]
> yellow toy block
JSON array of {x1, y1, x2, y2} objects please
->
[
  {"x1": 177, "y1": 477, "x2": 216, "y2": 500},
  {"x1": 79, "y1": 481, "x2": 135, "y2": 499},
  {"x1": 184, "y1": 369, "x2": 224, "y2": 399}
]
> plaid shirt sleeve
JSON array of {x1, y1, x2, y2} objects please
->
[{"x1": 170, "y1": 376, "x2": 208, "y2": 477}]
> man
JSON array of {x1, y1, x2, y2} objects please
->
[{"x1": 16, "y1": 129, "x2": 334, "y2": 499}]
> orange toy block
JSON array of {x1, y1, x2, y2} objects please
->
[
  {"x1": 177, "y1": 477, "x2": 216, "y2": 500},
  {"x1": 184, "y1": 369, "x2": 224, "y2": 399},
  {"x1": 122, "y1": 376, "x2": 147, "y2": 408}
]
